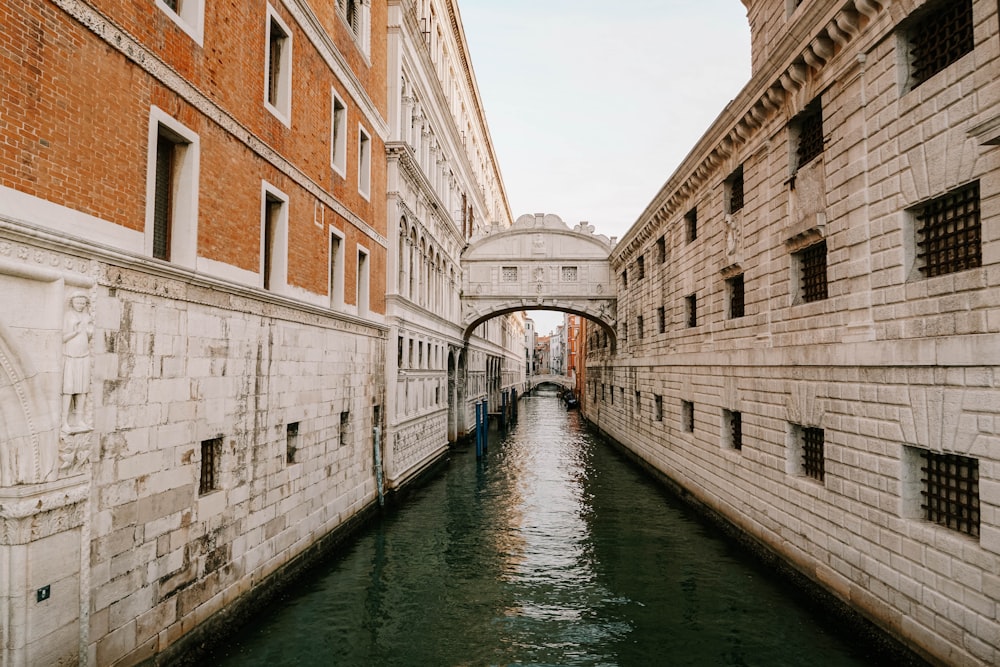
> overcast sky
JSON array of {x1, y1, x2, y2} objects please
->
[{"x1": 457, "y1": 1, "x2": 752, "y2": 335}]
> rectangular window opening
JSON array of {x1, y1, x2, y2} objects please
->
[
  {"x1": 654, "y1": 395, "x2": 663, "y2": 421},
  {"x1": 263, "y1": 193, "x2": 282, "y2": 291},
  {"x1": 286, "y1": 422, "x2": 299, "y2": 464},
  {"x1": 797, "y1": 241, "x2": 828, "y2": 303},
  {"x1": 340, "y1": 411, "x2": 350, "y2": 447},
  {"x1": 358, "y1": 126, "x2": 372, "y2": 199},
  {"x1": 682, "y1": 400, "x2": 694, "y2": 432},
  {"x1": 801, "y1": 426, "x2": 825, "y2": 482},
  {"x1": 331, "y1": 92, "x2": 347, "y2": 175},
  {"x1": 152, "y1": 132, "x2": 177, "y2": 261},
  {"x1": 907, "y1": 0, "x2": 974, "y2": 90},
  {"x1": 727, "y1": 166, "x2": 745, "y2": 214},
  {"x1": 920, "y1": 450, "x2": 980, "y2": 538},
  {"x1": 685, "y1": 208, "x2": 698, "y2": 243},
  {"x1": 199, "y1": 437, "x2": 222, "y2": 495},
  {"x1": 728, "y1": 274, "x2": 745, "y2": 319},
  {"x1": 915, "y1": 181, "x2": 981, "y2": 278},
  {"x1": 724, "y1": 409, "x2": 742, "y2": 451},
  {"x1": 685, "y1": 294, "x2": 697, "y2": 328},
  {"x1": 794, "y1": 99, "x2": 824, "y2": 171}
]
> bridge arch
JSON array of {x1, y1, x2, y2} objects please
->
[{"x1": 460, "y1": 213, "x2": 618, "y2": 349}]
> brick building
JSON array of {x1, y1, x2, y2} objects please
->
[
  {"x1": 0, "y1": 0, "x2": 394, "y2": 663},
  {"x1": 586, "y1": 0, "x2": 1000, "y2": 664}
]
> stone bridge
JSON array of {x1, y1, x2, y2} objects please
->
[
  {"x1": 461, "y1": 213, "x2": 617, "y2": 347},
  {"x1": 527, "y1": 374, "x2": 575, "y2": 390}
]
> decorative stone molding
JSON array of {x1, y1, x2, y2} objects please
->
[{"x1": 785, "y1": 382, "x2": 826, "y2": 428}]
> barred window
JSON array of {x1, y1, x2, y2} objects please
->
[
  {"x1": 794, "y1": 99, "x2": 823, "y2": 170},
  {"x1": 199, "y1": 437, "x2": 222, "y2": 495},
  {"x1": 685, "y1": 294, "x2": 697, "y2": 327},
  {"x1": 727, "y1": 166, "x2": 744, "y2": 214},
  {"x1": 801, "y1": 427, "x2": 824, "y2": 482},
  {"x1": 797, "y1": 241, "x2": 828, "y2": 303},
  {"x1": 657, "y1": 236, "x2": 667, "y2": 263},
  {"x1": 921, "y1": 451, "x2": 979, "y2": 538},
  {"x1": 685, "y1": 208, "x2": 698, "y2": 243},
  {"x1": 655, "y1": 395, "x2": 663, "y2": 421},
  {"x1": 682, "y1": 401, "x2": 695, "y2": 432},
  {"x1": 501, "y1": 266, "x2": 518, "y2": 282},
  {"x1": 637, "y1": 315, "x2": 644, "y2": 339},
  {"x1": 286, "y1": 422, "x2": 299, "y2": 464},
  {"x1": 561, "y1": 266, "x2": 578, "y2": 282},
  {"x1": 908, "y1": 0, "x2": 974, "y2": 90},
  {"x1": 724, "y1": 410, "x2": 742, "y2": 451},
  {"x1": 637, "y1": 255, "x2": 645, "y2": 280},
  {"x1": 657, "y1": 306, "x2": 665, "y2": 334},
  {"x1": 727, "y1": 274, "x2": 745, "y2": 319},
  {"x1": 915, "y1": 181, "x2": 981, "y2": 278}
]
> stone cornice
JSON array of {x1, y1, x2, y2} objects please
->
[
  {"x1": 615, "y1": 0, "x2": 890, "y2": 261},
  {"x1": 55, "y1": 0, "x2": 387, "y2": 249}
]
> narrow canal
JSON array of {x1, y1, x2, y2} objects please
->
[{"x1": 204, "y1": 392, "x2": 921, "y2": 666}]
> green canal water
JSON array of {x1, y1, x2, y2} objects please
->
[{"x1": 204, "y1": 393, "x2": 922, "y2": 666}]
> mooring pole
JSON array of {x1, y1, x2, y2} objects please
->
[
  {"x1": 475, "y1": 401, "x2": 483, "y2": 459},
  {"x1": 483, "y1": 398, "x2": 488, "y2": 453}
]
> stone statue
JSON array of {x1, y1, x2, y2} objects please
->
[{"x1": 62, "y1": 291, "x2": 93, "y2": 433}]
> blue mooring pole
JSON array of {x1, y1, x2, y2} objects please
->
[
  {"x1": 482, "y1": 399, "x2": 488, "y2": 453},
  {"x1": 475, "y1": 401, "x2": 483, "y2": 459},
  {"x1": 501, "y1": 391, "x2": 507, "y2": 431}
]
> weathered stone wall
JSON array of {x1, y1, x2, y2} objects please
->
[{"x1": 593, "y1": 0, "x2": 1000, "y2": 664}]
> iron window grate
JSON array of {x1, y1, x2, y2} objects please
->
[
  {"x1": 802, "y1": 427, "x2": 824, "y2": 482},
  {"x1": 728, "y1": 410, "x2": 742, "y2": 450},
  {"x1": 686, "y1": 294, "x2": 697, "y2": 327},
  {"x1": 910, "y1": 0, "x2": 974, "y2": 88},
  {"x1": 916, "y1": 181, "x2": 980, "y2": 277},
  {"x1": 199, "y1": 437, "x2": 221, "y2": 495},
  {"x1": 800, "y1": 241, "x2": 828, "y2": 302},
  {"x1": 728, "y1": 274, "x2": 745, "y2": 318},
  {"x1": 729, "y1": 167, "x2": 744, "y2": 213},
  {"x1": 921, "y1": 452, "x2": 979, "y2": 538},
  {"x1": 796, "y1": 103, "x2": 824, "y2": 168}
]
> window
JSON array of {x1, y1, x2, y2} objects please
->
[
  {"x1": 340, "y1": 410, "x2": 350, "y2": 447},
  {"x1": 657, "y1": 306, "x2": 666, "y2": 334},
  {"x1": 261, "y1": 184, "x2": 288, "y2": 291},
  {"x1": 790, "y1": 425, "x2": 824, "y2": 482},
  {"x1": 905, "y1": 448, "x2": 979, "y2": 538},
  {"x1": 654, "y1": 395, "x2": 663, "y2": 421},
  {"x1": 155, "y1": 0, "x2": 205, "y2": 44},
  {"x1": 502, "y1": 266, "x2": 518, "y2": 282},
  {"x1": 264, "y1": 7, "x2": 292, "y2": 125},
  {"x1": 657, "y1": 235, "x2": 667, "y2": 263},
  {"x1": 561, "y1": 266, "x2": 578, "y2": 282},
  {"x1": 796, "y1": 241, "x2": 828, "y2": 303},
  {"x1": 286, "y1": 422, "x2": 299, "y2": 464},
  {"x1": 329, "y1": 228, "x2": 345, "y2": 308},
  {"x1": 621, "y1": 269, "x2": 628, "y2": 288},
  {"x1": 913, "y1": 181, "x2": 981, "y2": 278},
  {"x1": 331, "y1": 91, "x2": 347, "y2": 176},
  {"x1": 635, "y1": 391, "x2": 641, "y2": 417},
  {"x1": 905, "y1": 0, "x2": 974, "y2": 91},
  {"x1": 358, "y1": 126, "x2": 372, "y2": 199},
  {"x1": 357, "y1": 246, "x2": 370, "y2": 316},
  {"x1": 145, "y1": 108, "x2": 199, "y2": 267},
  {"x1": 199, "y1": 437, "x2": 222, "y2": 495},
  {"x1": 726, "y1": 166, "x2": 744, "y2": 214},
  {"x1": 727, "y1": 274, "x2": 745, "y2": 318},
  {"x1": 793, "y1": 99, "x2": 823, "y2": 171},
  {"x1": 601, "y1": 384, "x2": 606, "y2": 401},
  {"x1": 338, "y1": 0, "x2": 370, "y2": 54},
  {"x1": 637, "y1": 315, "x2": 644, "y2": 339},
  {"x1": 685, "y1": 294, "x2": 697, "y2": 328},
  {"x1": 685, "y1": 208, "x2": 697, "y2": 243},
  {"x1": 637, "y1": 255, "x2": 645, "y2": 279},
  {"x1": 723, "y1": 409, "x2": 742, "y2": 451},
  {"x1": 681, "y1": 401, "x2": 694, "y2": 432}
]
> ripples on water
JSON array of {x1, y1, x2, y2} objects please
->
[{"x1": 206, "y1": 394, "x2": 889, "y2": 666}]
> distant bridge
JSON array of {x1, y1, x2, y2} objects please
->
[{"x1": 527, "y1": 374, "x2": 575, "y2": 390}]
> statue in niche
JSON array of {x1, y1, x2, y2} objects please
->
[
  {"x1": 724, "y1": 213, "x2": 742, "y2": 256},
  {"x1": 61, "y1": 291, "x2": 93, "y2": 433}
]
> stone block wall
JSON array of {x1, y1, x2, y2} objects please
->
[{"x1": 592, "y1": 0, "x2": 1000, "y2": 664}]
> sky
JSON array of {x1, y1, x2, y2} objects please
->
[{"x1": 457, "y1": 1, "x2": 753, "y2": 335}]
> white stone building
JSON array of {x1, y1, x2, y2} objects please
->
[
  {"x1": 586, "y1": 0, "x2": 1000, "y2": 664},
  {"x1": 384, "y1": 0, "x2": 525, "y2": 486}
]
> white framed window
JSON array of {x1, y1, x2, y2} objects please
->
[
  {"x1": 331, "y1": 89, "x2": 347, "y2": 177},
  {"x1": 356, "y1": 245, "x2": 370, "y2": 316},
  {"x1": 329, "y1": 226, "x2": 345, "y2": 309},
  {"x1": 155, "y1": 0, "x2": 205, "y2": 45},
  {"x1": 264, "y1": 5, "x2": 293, "y2": 126},
  {"x1": 338, "y1": 0, "x2": 371, "y2": 56},
  {"x1": 358, "y1": 125, "x2": 371, "y2": 200},
  {"x1": 144, "y1": 106, "x2": 199, "y2": 269},
  {"x1": 260, "y1": 182, "x2": 288, "y2": 292}
]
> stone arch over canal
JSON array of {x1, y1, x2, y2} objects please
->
[{"x1": 460, "y1": 213, "x2": 618, "y2": 349}]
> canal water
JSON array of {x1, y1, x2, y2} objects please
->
[{"x1": 205, "y1": 393, "x2": 917, "y2": 666}]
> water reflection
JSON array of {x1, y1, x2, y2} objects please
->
[{"x1": 206, "y1": 394, "x2": 909, "y2": 667}]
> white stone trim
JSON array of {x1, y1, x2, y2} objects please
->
[
  {"x1": 331, "y1": 88, "x2": 348, "y2": 177},
  {"x1": 0, "y1": 187, "x2": 143, "y2": 255},
  {"x1": 329, "y1": 225, "x2": 346, "y2": 310},
  {"x1": 356, "y1": 242, "x2": 370, "y2": 317},
  {"x1": 260, "y1": 181, "x2": 289, "y2": 293},
  {"x1": 358, "y1": 123, "x2": 372, "y2": 201},
  {"x1": 195, "y1": 255, "x2": 259, "y2": 288}
]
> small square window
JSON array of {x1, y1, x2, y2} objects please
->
[
  {"x1": 906, "y1": 448, "x2": 980, "y2": 538},
  {"x1": 913, "y1": 181, "x2": 980, "y2": 278},
  {"x1": 502, "y1": 266, "x2": 518, "y2": 282},
  {"x1": 727, "y1": 274, "x2": 745, "y2": 318},
  {"x1": 561, "y1": 266, "x2": 578, "y2": 282},
  {"x1": 685, "y1": 208, "x2": 697, "y2": 243},
  {"x1": 685, "y1": 294, "x2": 697, "y2": 328},
  {"x1": 199, "y1": 437, "x2": 222, "y2": 495},
  {"x1": 681, "y1": 401, "x2": 694, "y2": 432},
  {"x1": 796, "y1": 241, "x2": 828, "y2": 303},
  {"x1": 723, "y1": 410, "x2": 742, "y2": 451}
]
